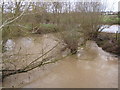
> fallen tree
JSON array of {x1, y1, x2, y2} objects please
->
[
  {"x1": 1, "y1": 42, "x2": 71, "y2": 80},
  {"x1": 1, "y1": 43, "x2": 58, "y2": 79}
]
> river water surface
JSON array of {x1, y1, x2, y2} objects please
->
[{"x1": 2, "y1": 30, "x2": 118, "y2": 88}]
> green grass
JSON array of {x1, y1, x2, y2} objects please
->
[
  {"x1": 103, "y1": 15, "x2": 119, "y2": 25},
  {"x1": 39, "y1": 24, "x2": 57, "y2": 30},
  {"x1": 32, "y1": 23, "x2": 59, "y2": 34}
]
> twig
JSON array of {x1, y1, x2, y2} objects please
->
[
  {"x1": 2, "y1": 53, "x2": 71, "y2": 79},
  {"x1": 23, "y1": 42, "x2": 60, "y2": 70},
  {"x1": 1, "y1": 42, "x2": 60, "y2": 79},
  {"x1": 0, "y1": 11, "x2": 25, "y2": 30}
]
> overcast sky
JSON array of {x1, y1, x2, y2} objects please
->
[
  {"x1": 2, "y1": 0, "x2": 120, "y2": 12},
  {"x1": 105, "y1": 0, "x2": 120, "y2": 11}
]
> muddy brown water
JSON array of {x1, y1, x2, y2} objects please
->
[{"x1": 2, "y1": 34, "x2": 118, "y2": 88}]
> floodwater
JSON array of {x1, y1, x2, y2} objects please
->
[
  {"x1": 102, "y1": 25, "x2": 119, "y2": 33},
  {"x1": 2, "y1": 31, "x2": 118, "y2": 88}
]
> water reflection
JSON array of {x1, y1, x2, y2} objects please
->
[{"x1": 5, "y1": 39, "x2": 15, "y2": 51}]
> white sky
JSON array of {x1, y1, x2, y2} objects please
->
[
  {"x1": 105, "y1": 0, "x2": 120, "y2": 11},
  {"x1": 1, "y1": 0, "x2": 120, "y2": 12}
]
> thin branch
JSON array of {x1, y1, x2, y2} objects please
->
[
  {"x1": 23, "y1": 42, "x2": 60, "y2": 70},
  {"x1": 2, "y1": 53, "x2": 71, "y2": 79},
  {"x1": 0, "y1": 4, "x2": 30, "y2": 30},
  {"x1": 1, "y1": 42, "x2": 60, "y2": 79},
  {"x1": 0, "y1": 11, "x2": 25, "y2": 30}
]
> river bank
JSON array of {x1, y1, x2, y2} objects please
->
[{"x1": 96, "y1": 31, "x2": 120, "y2": 56}]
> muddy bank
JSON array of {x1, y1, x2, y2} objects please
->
[
  {"x1": 2, "y1": 34, "x2": 118, "y2": 88},
  {"x1": 96, "y1": 32, "x2": 120, "y2": 56}
]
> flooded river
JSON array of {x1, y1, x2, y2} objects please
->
[
  {"x1": 102, "y1": 25, "x2": 119, "y2": 33},
  {"x1": 2, "y1": 32, "x2": 118, "y2": 88}
]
